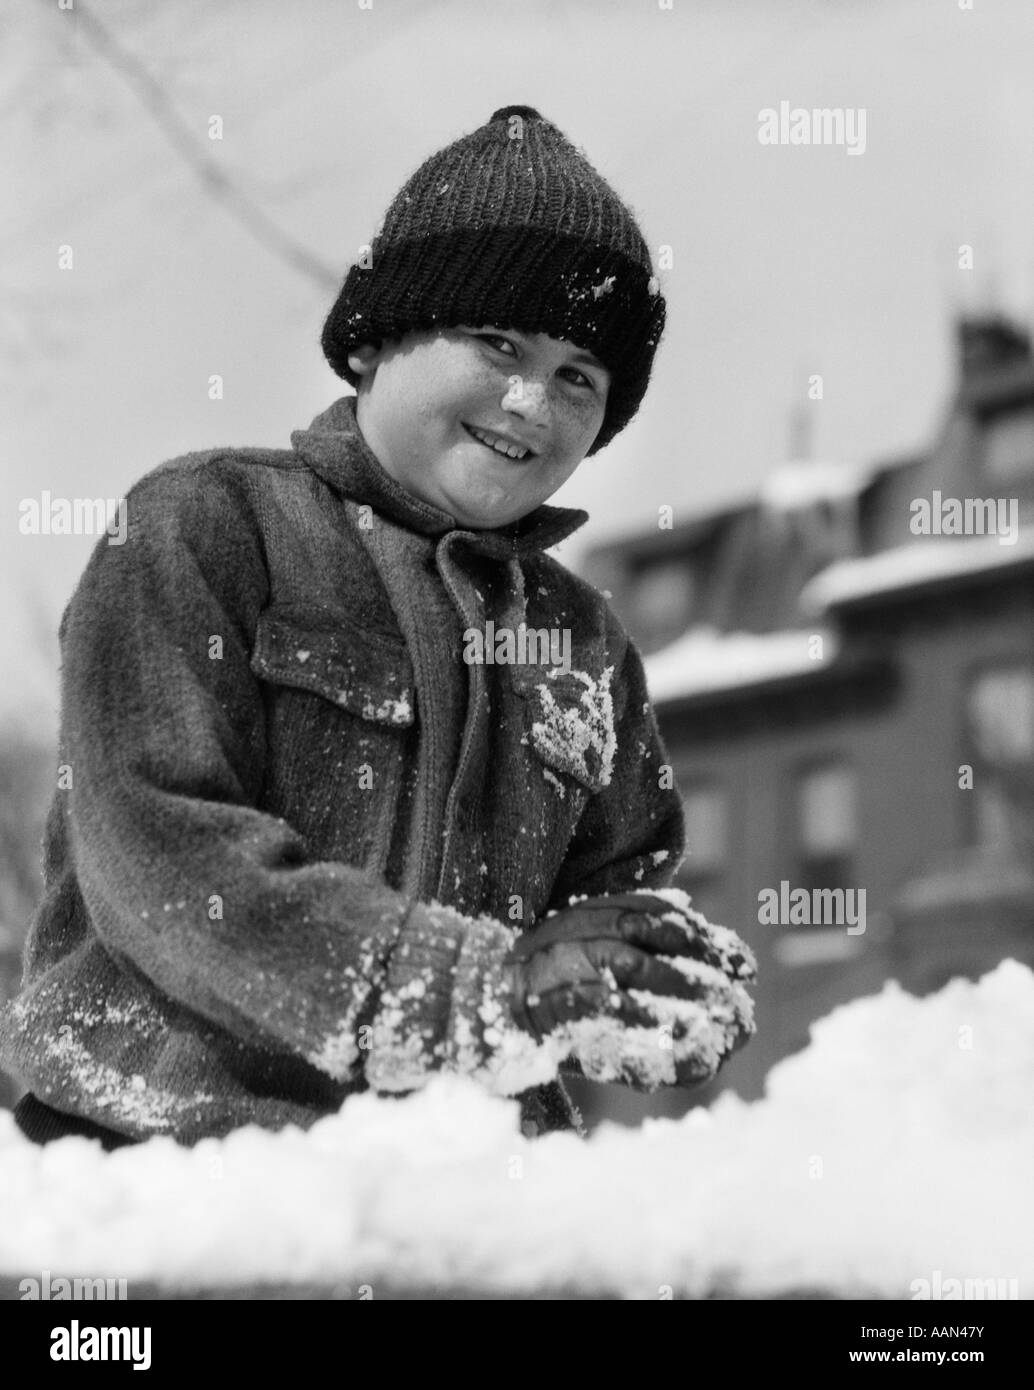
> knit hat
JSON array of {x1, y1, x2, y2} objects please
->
[{"x1": 320, "y1": 105, "x2": 665, "y2": 454}]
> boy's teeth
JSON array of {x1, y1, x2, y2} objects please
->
[{"x1": 469, "y1": 425, "x2": 528, "y2": 459}]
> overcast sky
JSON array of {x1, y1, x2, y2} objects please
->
[{"x1": 4, "y1": 0, "x2": 1034, "y2": 732}]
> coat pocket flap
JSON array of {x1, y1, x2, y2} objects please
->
[
  {"x1": 517, "y1": 663, "x2": 617, "y2": 794},
  {"x1": 251, "y1": 611, "x2": 415, "y2": 727}
]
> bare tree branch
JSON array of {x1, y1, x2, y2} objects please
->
[{"x1": 55, "y1": 0, "x2": 341, "y2": 292}]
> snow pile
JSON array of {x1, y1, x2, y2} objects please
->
[
  {"x1": 643, "y1": 626, "x2": 835, "y2": 705},
  {"x1": 1, "y1": 961, "x2": 1032, "y2": 1297}
]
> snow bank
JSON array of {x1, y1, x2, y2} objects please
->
[{"x1": 1, "y1": 961, "x2": 1031, "y2": 1297}]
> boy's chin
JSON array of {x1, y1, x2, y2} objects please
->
[
  {"x1": 442, "y1": 483, "x2": 540, "y2": 530},
  {"x1": 452, "y1": 503, "x2": 529, "y2": 530}
]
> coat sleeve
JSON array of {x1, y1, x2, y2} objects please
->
[
  {"x1": 59, "y1": 462, "x2": 528, "y2": 1097},
  {"x1": 545, "y1": 612, "x2": 687, "y2": 908}
]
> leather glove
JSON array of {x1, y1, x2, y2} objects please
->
[
  {"x1": 502, "y1": 893, "x2": 737, "y2": 1042},
  {"x1": 622, "y1": 891, "x2": 757, "y2": 983}
]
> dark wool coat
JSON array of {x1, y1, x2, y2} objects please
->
[{"x1": 0, "y1": 397, "x2": 685, "y2": 1143}]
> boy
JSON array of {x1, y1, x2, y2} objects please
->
[{"x1": 1, "y1": 106, "x2": 754, "y2": 1148}]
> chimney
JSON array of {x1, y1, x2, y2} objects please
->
[{"x1": 958, "y1": 314, "x2": 1032, "y2": 383}]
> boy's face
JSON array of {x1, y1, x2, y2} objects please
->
[{"x1": 349, "y1": 326, "x2": 610, "y2": 529}]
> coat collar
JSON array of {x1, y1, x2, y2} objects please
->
[{"x1": 290, "y1": 396, "x2": 588, "y2": 556}]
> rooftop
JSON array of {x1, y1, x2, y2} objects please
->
[
  {"x1": 643, "y1": 626, "x2": 837, "y2": 705},
  {"x1": 801, "y1": 533, "x2": 1034, "y2": 615}
]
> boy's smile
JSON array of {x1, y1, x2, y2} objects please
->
[
  {"x1": 461, "y1": 421, "x2": 538, "y2": 461},
  {"x1": 349, "y1": 327, "x2": 611, "y2": 529}
]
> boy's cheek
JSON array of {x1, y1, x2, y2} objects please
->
[{"x1": 541, "y1": 454, "x2": 588, "y2": 496}]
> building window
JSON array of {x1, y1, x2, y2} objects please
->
[
  {"x1": 973, "y1": 785, "x2": 1012, "y2": 850},
  {"x1": 968, "y1": 665, "x2": 1034, "y2": 764},
  {"x1": 795, "y1": 760, "x2": 856, "y2": 892},
  {"x1": 680, "y1": 783, "x2": 727, "y2": 877},
  {"x1": 966, "y1": 664, "x2": 1034, "y2": 849},
  {"x1": 983, "y1": 404, "x2": 1034, "y2": 480},
  {"x1": 632, "y1": 561, "x2": 695, "y2": 647}
]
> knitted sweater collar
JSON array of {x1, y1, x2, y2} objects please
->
[{"x1": 290, "y1": 396, "x2": 588, "y2": 555}]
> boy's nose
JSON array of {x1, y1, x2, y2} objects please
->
[{"x1": 500, "y1": 375, "x2": 551, "y2": 432}]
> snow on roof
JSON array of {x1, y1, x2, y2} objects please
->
[
  {"x1": 1, "y1": 960, "x2": 1031, "y2": 1296},
  {"x1": 644, "y1": 626, "x2": 836, "y2": 705},
  {"x1": 758, "y1": 459, "x2": 877, "y2": 512},
  {"x1": 801, "y1": 532, "x2": 1034, "y2": 614}
]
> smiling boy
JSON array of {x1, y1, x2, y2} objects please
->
[{"x1": 1, "y1": 106, "x2": 754, "y2": 1147}]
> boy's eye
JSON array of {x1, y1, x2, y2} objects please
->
[
  {"x1": 476, "y1": 332, "x2": 517, "y2": 355},
  {"x1": 559, "y1": 366, "x2": 594, "y2": 390},
  {"x1": 559, "y1": 363, "x2": 607, "y2": 396}
]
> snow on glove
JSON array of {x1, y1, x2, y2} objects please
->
[
  {"x1": 363, "y1": 900, "x2": 578, "y2": 1100},
  {"x1": 528, "y1": 888, "x2": 758, "y2": 1092},
  {"x1": 549, "y1": 891, "x2": 756, "y2": 982},
  {"x1": 363, "y1": 891, "x2": 755, "y2": 1103},
  {"x1": 501, "y1": 905, "x2": 708, "y2": 1042}
]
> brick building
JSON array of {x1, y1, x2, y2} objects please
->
[{"x1": 581, "y1": 314, "x2": 1034, "y2": 1119}]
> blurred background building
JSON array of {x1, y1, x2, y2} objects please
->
[{"x1": 568, "y1": 311, "x2": 1034, "y2": 1125}]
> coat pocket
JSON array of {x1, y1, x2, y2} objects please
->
[
  {"x1": 248, "y1": 610, "x2": 416, "y2": 868},
  {"x1": 250, "y1": 611, "x2": 415, "y2": 727}
]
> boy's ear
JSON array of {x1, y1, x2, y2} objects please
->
[{"x1": 346, "y1": 343, "x2": 381, "y2": 379}]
